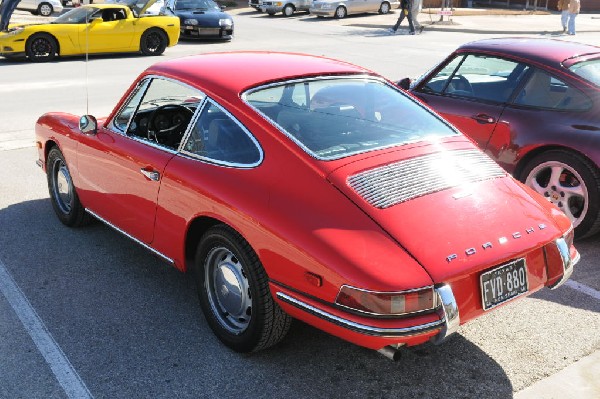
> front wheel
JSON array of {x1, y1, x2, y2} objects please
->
[
  {"x1": 379, "y1": 1, "x2": 390, "y2": 14},
  {"x1": 520, "y1": 150, "x2": 600, "y2": 238},
  {"x1": 26, "y1": 33, "x2": 57, "y2": 62},
  {"x1": 46, "y1": 147, "x2": 90, "y2": 227},
  {"x1": 140, "y1": 28, "x2": 167, "y2": 56},
  {"x1": 334, "y1": 5, "x2": 347, "y2": 18},
  {"x1": 194, "y1": 225, "x2": 292, "y2": 352}
]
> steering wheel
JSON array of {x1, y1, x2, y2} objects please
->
[
  {"x1": 448, "y1": 75, "x2": 474, "y2": 97},
  {"x1": 147, "y1": 104, "x2": 194, "y2": 145}
]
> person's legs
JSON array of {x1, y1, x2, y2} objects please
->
[
  {"x1": 411, "y1": 0, "x2": 421, "y2": 30},
  {"x1": 406, "y1": 8, "x2": 414, "y2": 33},
  {"x1": 561, "y1": 10, "x2": 569, "y2": 31},
  {"x1": 568, "y1": 13, "x2": 577, "y2": 34},
  {"x1": 392, "y1": 8, "x2": 406, "y2": 31}
]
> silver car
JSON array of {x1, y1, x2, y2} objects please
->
[
  {"x1": 310, "y1": 0, "x2": 397, "y2": 18},
  {"x1": 17, "y1": 0, "x2": 64, "y2": 16},
  {"x1": 262, "y1": 0, "x2": 312, "y2": 16}
]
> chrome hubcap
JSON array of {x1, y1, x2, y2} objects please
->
[
  {"x1": 52, "y1": 159, "x2": 73, "y2": 214},
  {"x1": 205, "y1": 247, "x2": 252, "y2": 334},
  {"x1": 525, "y1": 161, "x2": 588, "y2": 227},
  {"x1": 40, "y1": 5, "x2": 51, "y2": 15}
]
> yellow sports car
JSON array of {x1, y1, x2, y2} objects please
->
[{"x1": 0, "y1": 1, "x2": 180, "y2": 62}]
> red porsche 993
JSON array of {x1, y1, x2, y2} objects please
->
[{"x1": 35, "y1": 52, "x2": 578, "y2": 359}]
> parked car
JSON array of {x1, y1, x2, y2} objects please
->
[
  {"x1": 0, "y1": 2, "x2": 179, "y2": 62},
  {"x1": 401, "y1": 38, "x2": 600, "y2": 238},
  {"x1": 309, "y1": 0, "x2": 397, "y2": 18},
  {"x1": 162, "y1": 0, "x2": 233, "y2": 40},
  {"x1": 17, "y1": 0, "x2": 63, "y2": 16},
  {"x1": 259, "y1": 0, "x2": 312, "y2": 16},
  {"x1": 35, "y1": 52, "x2": 578, "y2": 358}
]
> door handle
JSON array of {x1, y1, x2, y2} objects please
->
[
  {"x1": 140, "y1": 168, "x2": 160, "y2": 181},
  {"x1": 471, "y1": 114, "x2": 496, "y2": 124}
]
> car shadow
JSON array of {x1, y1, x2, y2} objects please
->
[{"x1": 0, "y1": 198, "x2": 516, "y2": 398}]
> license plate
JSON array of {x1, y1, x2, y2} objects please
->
[{"x1": 480, "y1": 258, "x2": 528, "y2": 311}]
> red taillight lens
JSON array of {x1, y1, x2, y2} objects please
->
[{"x1": 335, "y1": 285, "x2": 437, "y2": 316}]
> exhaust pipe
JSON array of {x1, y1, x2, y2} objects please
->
[{"x1": 377, "y1": 345, "x2": 402, "y2": 361}]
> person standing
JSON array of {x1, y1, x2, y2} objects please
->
[
  {"x1": 390, "y1": 0, "x2": 415, "y2": 35},
  {"x1": 567, "y1": 0, "x2": 580, "y2": 35},
  {"x1": 0, "y1": 0, "x2": 21, "y2": 32},
  {"x1": 557, "y1": 0, "x2": 569, "y2": 33}
]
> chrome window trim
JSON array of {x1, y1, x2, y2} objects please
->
[
  {"x1": 179, "y1": 98, "x2": 264, "y2": 169},
  {"x1": 107, "y1": 75, "x2": 207, "y2": 152},
  {"x1": 85, "y1": 208, "x2": 174, "y2": 265},
  {"x1": 276, "y1": 292, "x2": 445, "y2": 337},
  {"x1": 242, "y1": 75, "x2": 457, "y2": 162}
]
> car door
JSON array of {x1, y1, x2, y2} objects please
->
[
  {"x1": 75, "y1": 77, "x2": 204, "y2": 244},
  {"x1": 79, "y1": 7, "x2": 135, "y2": 52},
  {"x1": 413, "y1": 53, "x2": 529, "y2": 151}
]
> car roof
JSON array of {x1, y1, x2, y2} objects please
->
[
  {"x1": 144, "y1": 52, "x2": 373, "y2": 99},
  {"x1": 457, "y1": 38, "x2": 600, "y2": 68}
]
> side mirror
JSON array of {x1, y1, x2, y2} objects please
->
[
  {"x1": 79, "y1": 115, "x2": 98, "y2": 135},
  {"x1": 220, "y1": 5, "x2": 226, "y2": 10},
  {"x1": 397, "y1": 77, "x2": 411, "y2": 90}
]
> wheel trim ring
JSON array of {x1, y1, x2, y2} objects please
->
[
  {"x1": 146, "y1": 33, "x2": 161, "y2": 52},
  {"x1": 51, "y1": 159, "x2": 73, "y2": 214},
  {"x1": 204, "y1": 246, "x2": 252, "y2": 334},
  {"x1": 284, "y1": 6, "x2": 293, "y2": 15},
  {"x1": 40, "y1": 5, "x2": 51, "y2": 15},
  {"x1": 381, "y1": 3, "x2": 389, "y2": 12},
  {"x1": 336, "y1": 7, "x2": 345, "y2": 17},
  {"x1": 32, "y1": 38, "x2": 51, "y2": 57},
  {"x1": 525, "y1": 160, "x2": 589, "y2": 228}
]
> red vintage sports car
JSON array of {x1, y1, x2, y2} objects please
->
[
  {"x1": 402, "y1": 38, "x2": 600, "y2": 238},
  {"x1": 35, "y1": 52, "x2": 578, "y2": 360}
]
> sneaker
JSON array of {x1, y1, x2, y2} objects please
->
[
  {"x1": 419, "y1": 26, "x2": 424, "y2": 34},
  {"x1": 409, "y1": 30, "x2": 415, "y2": 35},
  {"x1": 387, "y1": 28, "x2": 397, "y2": 34}
]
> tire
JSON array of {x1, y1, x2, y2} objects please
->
[
  {"x1": 46, "y1": 147, "x2": 91, "y2": 227},
  {"x1": 519, "y1": 150, "x2": 600, "y2": 238},
  {"x1": 379, "y1": 1, "x2": 390, "y2": 14},
  {"x1": 282, "y1": 4, "x2": 294, "y2": 16},
  {"x1": 140, "y1": 28, "x2": 167, "y2": 56},
  {"x1": 37, "y1": 2, "x2": 54, "y2": 16},
  {"x1": 194, "y1": 225, "x2": 292, "y2": 353},
  {"x1": 334, "y1": 5, "x2": 346, "y2": 19},
  {"x1": 26, "y1": 33, "x2": 57, "y2": 62}
]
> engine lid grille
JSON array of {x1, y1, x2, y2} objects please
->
[{"x1": 347, "y1": 149, "x2": 505, "y2": 209}]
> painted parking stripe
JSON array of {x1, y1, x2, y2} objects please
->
[
  {"x1": 0, "y1": 258, "x2": 93, "y2": 399},
  {"x1": 564, "y1": 280, "x2": 600, "y2": 301}
]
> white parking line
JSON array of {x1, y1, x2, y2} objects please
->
[
  {"x1": 564, "y1": 280, "x2": 600, "y2": 301},
  {"x1": 0, "y1": 258, "x2": 93, "y2": 399}
]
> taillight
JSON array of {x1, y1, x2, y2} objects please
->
[{"x1": 335, "y1": 285, "x2": 438, "y2": 316}]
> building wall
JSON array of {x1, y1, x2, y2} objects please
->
[{"x1": 422, "y1": 0, "x2": 600, "y2": 11}]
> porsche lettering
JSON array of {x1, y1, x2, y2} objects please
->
[{"x1": 446, "y1": 224, "x2": 547, "y2": 263}]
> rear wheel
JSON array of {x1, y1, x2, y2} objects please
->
[
  {"x1": 140, "y1": 28, "x2": 167, "y2": 56},
  {"x1": 37, "y1": 2, "x2": 54, "y2": 16},
  {"x1": 194, "y1": 225, "x2": 292, "y2": 352},
  {"x1": 26, "y1": 33, "x2": 57, "y2": 62},
  {"x1": 520, "y1": 150, "x2": 600, "y2": 238},
  {"x1": 282, "y1": 4, "x2": 294, "y2": 16},
  {"x1": 379, "y1": 1, "x2": 390, "y2": 14},
  {"x1": 46, "y1": 147, "x2": 90, "y2": 227},
  {"x1": 334, "y1": 5, "x2": 347, "y2": 19}
]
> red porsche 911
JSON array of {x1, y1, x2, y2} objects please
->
[
  {"x1": 403, "y1": 38, "x2": 600, "y2": 239},
  {"x1": 35, "y1": 52, "x2": 578, "y2": 359}
]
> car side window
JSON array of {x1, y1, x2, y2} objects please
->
[
  {"x1": 422, "y1": 54, "x2": 528, "y2": 104},
  {"x1": 182, "y1": 101, "x2": 261, "y2": 166},
  {"x1": 513, "y1": 69, "x2": 592, "y2": 111},
  {"x1": 112, "y1": 78, "x2": 205, "y2": 150}
]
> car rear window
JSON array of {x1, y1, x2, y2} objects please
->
[
  {"x1": 568, "y1": 59, "x2": 600, "y2": 87},
  {"x1": 243, "y1": 77, "x2": 457, "y2": 160}
]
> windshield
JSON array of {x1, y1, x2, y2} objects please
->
[
  {"x1": 52, "y1": 7, "x2": 98, "y2": 24},
  {"x1": 244, "y1": 77, "x2": 457, "y2": 160},
  {"x1": 174, "y1": 0, "x2": 219, "y2": 10},
  {"x1": 569, "y1": 58, "x2": 600, "y2": 87}
]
